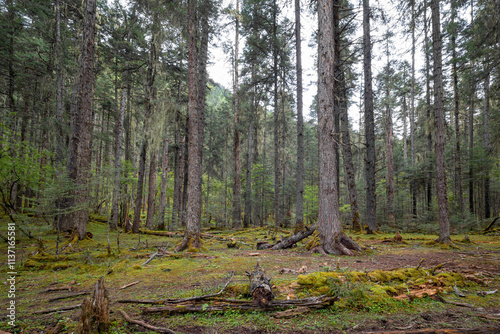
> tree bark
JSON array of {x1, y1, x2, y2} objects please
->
[
  {"x1": 111, "y1": 85, "x2": 127, "y2": 230},
  {"x1": 132, "y1": 141, "x2": 147, "y2": 233},
  {"x1": 295, "y1": 0, "x2": 304, "y2": 229},
  {"x1": 72, "y1": 0, "x2": 97, "y2": 239},
  {"x1": 273, "y1": 0, "x2": 282, "y2": 229},
  {"x1": 317, "y1": 0, "x2": 360, "y2": 255},
  {"x1": 431, "y1": 0, "x2": 451, "y2": 244},
  {"x1": 410, "y1": 0, "x2": 417, "y2": 218},
  {"x1": 176, "y1": 0, "x2": 206, "y2": 251},
  {"x1": 384, "y1": 37, "x2": 395, "y2": 226},
  {"x1": 363, "y1": 0, "x2": 377, "y2": 233}
]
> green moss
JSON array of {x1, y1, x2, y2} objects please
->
[
  {"x1": 226, "y1": 283, "x2": 250, "y2": 297},
  {"x1": 436, "y1": 272, "x2": 465, "y2": 287},
  {"x1": 297, "y1": 272, "x2": 341, "y2": 288},
  {"x1": 23, "y1": 259, "x2": 45, "y2": 269},
  {"x1": 368, "y1": 270, "x2": 391, "y2": 282},
  {"x1": 132, "y1": 264, "x2": 142, "y2": 270},
  {"x1": 47, "y1": 262, "x2": 71, "y2": 270}
]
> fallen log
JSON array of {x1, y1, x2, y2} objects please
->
[
  {"x1": 483, "y1": 217, "x2": 500, "y2": 232},
  {"x1": 119, "y1": 310, "x2": 176, "y2": 334},
  {"x1": 270, "y1": 223, "x2": 318, "y2": 250},
  {"x1": 247, "y1": 261, "x2": 274, "y2": 307},
  {"x1": 142, "y1": 295, "x2": 337, "y2": 315}
]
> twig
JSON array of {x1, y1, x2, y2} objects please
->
[
  {"x1": 44, "y1": 286, "x2": 72, "y2": 293},
  {"x1": 34, "y1": 304, "x2": 81, "y2": 314},
  {"x1": 142, "y1": 252, "x2": 159, "y2": 266},
  {"x1": 119, "y1": 310, "x2": 176, "y2": 334},
  {"x1": 416, "y1": 258, "x2": 425, "y2": 270},
  {"x1": 49, "y1": 292, "x2": 90, "y2": 302},
  {"x1": 120, "y1": 281, "x2": 140, "y2": 290}
]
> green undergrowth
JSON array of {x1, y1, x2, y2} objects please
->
[{"x1": 1, "y1": 213, "x2": 499, "y2": 333}]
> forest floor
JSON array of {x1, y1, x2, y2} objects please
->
[{"x1": 1, "y1": 214, "x2": 500, "y2": 334}]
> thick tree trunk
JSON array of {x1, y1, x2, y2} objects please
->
[
  {"x1": 295, "y1": 0, "x2": 304, "y2": 229},
  {"x1": 363, "y1": 0, "x2": 377, "y2": 233},
  {"x1": 157, "y1": 137, "x2": 169, "y2": 230},
  {"x1": 177, "y1": 0, "x2": 207, "y2": 251},
  {"x1": 72, "y1": 0, "x2": 97, "y2": 239},
  {"x1": 431, "y1": 0, "x2": 451, "y2": 244},
  {"x1": 317, "y1": 0, "x2": 360, "y2": 255},
  {"x1": 110, "y1": 85, "x2": 126, "y2": 230},
  {"x1": 146, "y1": 151, "x2": 157, "y2": 229}
]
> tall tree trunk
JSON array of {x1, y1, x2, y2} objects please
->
[
  {"x1": 468, "y1": 1, "x2": 475, "y2": 215},
  {"x1": 339, "y1": 71, "x2": 361, "y2": 232},
  {"x1": 363, "y1": 0, "x2": 377, "y2": 233},
  {"x1": 176, "y1": 0, "x2": 208, "y2": 251},
  {"x1": 232, "y1": 0, "x2": 242, "y2": 229},
  {"x1": 384, "y1": 38, "x2": 395, "y2": 226},
  {"x1": 295, "y1": 0, "x2": 304, "y2": 228},
  {"x1": 273, "y1": 0, "x2": 281, "y2": 228},
  {"x1": 157, "y1": 137, "x2": 169, "y2": 230},
  {"x1": 111, "y1": 85, "x2": 126, "y2": 230},
  {"x1": 317, "y1": 0, "x2": 360, "y2": 255},
  {"x1": 451, "y1": 4, "x2": 464, "y2": 217},
  {"x1": 71, "y1": 0, "x2": 97, "y2": 239},
  {"x1": 424, "y1": 2, "x2": 433, "y2": 212},
  {"x1": 483, "y1": 72, "x2": 491, "y2": 219},
  {"x1": 146, "y1": 151, "x2": 157, "y2": 229},
  {"x1": 410, "y1": 0, "x2": 417, "y2": 217},
  {"x1": 431, "y1": 0, "x2": 451, "y2": 244}
]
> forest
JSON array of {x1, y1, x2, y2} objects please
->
[{"x1": 0, "y1": 0, "x2": 499, "y2": 333}]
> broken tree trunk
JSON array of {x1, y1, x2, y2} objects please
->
[
  {"x1": 247, "y1": 261, "x2": 274, "y2": 307},
  {"x1": 78, "y1": 277, "x2": 109, "y2": 334},
  {"x1": 270, "y1": 223, "x2": 318, "y2": 250}
]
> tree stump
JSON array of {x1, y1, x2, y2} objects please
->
[
  {"x1": 79, "y1": 277, "x2": 109, "y2": 333},
  {"x1": 247, "y1": 261, "x2": 274, "y2": 308}
]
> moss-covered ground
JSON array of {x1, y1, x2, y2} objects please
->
[{"x1": 1, "y1": 214, "x2": 499, "y2": 333}]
